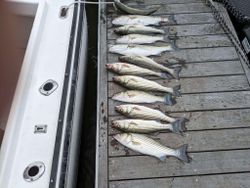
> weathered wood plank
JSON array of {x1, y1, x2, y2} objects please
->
[
  {"x1": 157, "y1": 3, "x2": 211, "y2": 15},
  {"x1": 109, "y1": 149, "x2": 250, "y2": 180},
  {"x1": 109, "y1": 128, "x2": 250, "y2": 156},
  {"x1": 123, "y1": 0, "x2": 202, "y2": 6},
  {"x1": 179, "y1": 61, "x2": 244, "y2": 77},
  {"x1": 108, "y1": 3, "x2": 212, "y2": 15},
  {"x1": 109, "y1": 91, "x2": 250, "y2": 115},
  {"x1": 108, "y1": 108, "x2": 250, "y2": 134},
  {"x1": 108, "y1": 75, "x2": 249, "y2": 97},
  {"x1": 107, "y1": 13, "x2": 217, "y2": 29},
  {"x1": 109, "y1": 34, "x2": 232, "y2": 49},
  {"x1": 96, "y1": 3, "x2": 109, "y2": 188},
  {"x1": 108, "y1": 61, "x2": 244, "y2": 81},
  {"x1": 108, "y1": 47, "x2": 239, "y2": 64},
  {"x1": 108, "y1": 24, "x2": 223, "y2": 39},
  {"x1": 176, "y1": 35, "x2": 231, "y2": 48},
  {"x1": 109, "y1": 173, "x2": 250, "y2": 188},
  {"x1": 174, "y1": 13, "x2": 216, "y2": 24}
]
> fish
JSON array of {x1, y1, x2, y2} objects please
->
[
  {"x1": 112, "y1": 15, "x2": 172, "y2": 26},
  {"x1": 106, "y1": 63, "x2": 169, "y2": 78},
  {"x1": 112, "y1": 119, "x2": 187, "y2": 135},
  {"x1": 116, "y1": 34, "x2": 165, "y2": 44},
  {"x1": 119, "y1": 55, "x2": 182, "y2": 79},
  {"x1": 109, "y1": 44, "x2": 174, "y2": 57},
  {"x1": 112, "y1": 90, "x2": 176, "y2": 105},
  {"x1": 115, "y1": 104, "x2": 176, "y2": 122},
  {"x1": 113, "y1": 75, "x2": 181, "y2": 96},
  {"x1": 114, "y1": 25, "x2": 165, "y2": 35},
  {"x1": 113, "y1": 133, "x2": 190, "y2": 162},
  {"x1": 114, "y1": 0, "x2": 160, "y2": 15}
]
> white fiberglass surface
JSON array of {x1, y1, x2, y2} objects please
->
[{"x1": 0, "y1": 0, "x2": 75, "y2": 187}]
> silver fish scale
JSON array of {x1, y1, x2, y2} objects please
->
[{"x1": 132, "y1": 134, "x2": 175, "y2": 154}]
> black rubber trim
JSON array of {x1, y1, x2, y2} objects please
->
[{"x1": 49, "y1": 2, "x2": 85, "y2": 188}]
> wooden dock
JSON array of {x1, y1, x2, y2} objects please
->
[{"x1": 96, "y1": 0, "x2": 250, "y2": 187}]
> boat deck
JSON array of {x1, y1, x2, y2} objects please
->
[{"x1": 97, "y1": 0, "x2": 250, "y2": 187}]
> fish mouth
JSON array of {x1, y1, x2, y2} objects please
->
[
  {"x1": 119, "y1": 56, "x2": 126, "y2": 62},
  {"x1": 111, "y1": 120, "x2": 119, "y2": 128},
  {"x1": 105, "y1": 64, "x2": 113, "y2": 70},
  {"x1": 114, "y1": 28, "x2": 119, "y2": 33},
  {"x1": 113, "y1": 134, "x2": 121, "y2": 141},
  {"x1": 115, "y1": 105, "x2": 122, "y2": 112},
  {"x1": 112, "y1": 76, "x2": 120, "y2": 82}
]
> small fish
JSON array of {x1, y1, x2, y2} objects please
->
[
  {"x1": 114, "y1": 25, "x2": 165, "y2": 35},
  {"x1": 112, "y1": 15, "x2": 171, "y2": 26},
  {"x1": 109, "y1": 44, "x2": 174, "y2": 57},
  {"x1": 106, "y1": 63, "x2": 168, "y2": 78},
  {"x1": 112, "y1": 90, "x2": 176, "y2": 105},
  {"x1": 114, "y1": 0, "x2": 160, "y2": 15},
  {"x1": 113, "y1": 75, "x2": 181, "y2": 96},
  {"x1": 114, "y1": 133, "x2": 190, "y2": 162},
  {"x1": 115, "y1": 104, "x2": 176, "y2": 122},
  {"x1": 119, "y1": 55, "x2": 182, "y2": 79},
  {"x1": 116, "y1": 34, "x2": 165, "y2": 44},
  {"x1": 112, "y1": 119, "x2": 187, "y2": 135}
]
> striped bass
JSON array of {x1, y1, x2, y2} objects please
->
[
  {"x1": 112, "y1": 119, "x2": 187, "y2": 135},
  {"x1": 109, "y1": 44, "x2": 174, "y2": 56},
  {"x1": 112, "y1": 90, "x2": 176, "y2": 105},
  {"x1": 119, "y1": 55, "x2": 182, "y2": 79},
  {"x1": 114, "y1": 0, "x2": 160, "y2": 15},
  {"x1": 106, "y1": 63, "x2": 169, "y2": 78},
  {"x1": 112, "y1": 15, "x2": 171, "y2": 26},
  {"x1": 115, "y1": 104, "x2": 176, "y2": 122},
  {"x1": 116, "y1": 34, "x2": 165, "y2": 44},
  {"x1": 114, "y1": 25, "x2": 165, "y2": 35},
  {"x1": 113, "y1": 75, "x2": 181, "y2": 96},
  {"x1": 114, "y1": 133, "x2": 190, "y2": 162}
]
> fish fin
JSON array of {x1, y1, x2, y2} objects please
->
[
  {"x1": 158, "y1": 154, "x2": 167, "y2": 161},
  {"x1": 172, "y1": 85, "x2": 181, "y2": 97},
  {"x1": 164, "y1": 94, "x2": 176, "y2": 106},
  {"x1": 176, "y1": 144, "x2": 191, "y2": 163},
  {"x1": 171, "y1": 118, "x2": 188, "y2": 135},
  {"x1": 172, "y1": 66, "x2": 182, "y2": 80}
]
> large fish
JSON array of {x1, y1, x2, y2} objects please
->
[
  {"x1": 114, "y1": 133, "x2": 190, "y2": 162},
  {"x1": 112, "y1": 15, "x2": 172, "y2": 26},
  {"x1": 114, "y1": 25, "x2": 165, "y2": 35},
  {"x1": 113, "y1": 75, "x2": 181, "y2": 96},
  {"x1": 114, "y1": 0, "x2": 160, "y2": 15},
  {"x1": 109, "y1": 44, "x2": 174, "y2": 56},
  {"x1": 115, "y1": 104, "x2": 176, "y2": 122},
  {"x1": 112, "y1": 90, "x2": 176, "y2": 105},
  {"x1": 112, "y1": 119, "x2": 187, "y2": 135},
  {"x1": 116, "y1": 34, "x2": 165, "y2": 44},
  {"x1": 119, "y1": 55, "x2": 182, "y2": 79},
  {"x1": 106, "y1": 63, "x2": 169, "y2": 78}
]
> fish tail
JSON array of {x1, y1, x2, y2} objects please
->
[
  {"x1": 159, "y1": 29, "x2": 165, "y2": 34},
  {"x1": 172, "y1": 66, "x2": 182, "y2": 80},
  {"x1": 160, "y1": 15, "x2": 176, "y2": 26},
  {"x1": 170, "y1": 40, "x2": 178, "y2": 51},
  {"x1": 164, "y1": 94, "x2": 176, "y2": 106},
  {"x1": 171, "y1": 118, "x2": 188, "y2": 135},
  {"x1": 159, "y1": 72, "x2": 172, "y2": 79},
  {"x1": 176, "y1": 144, "x2": 191, "y2": 163},
  {"x1": 172, "y1": 85, "x2": 181, "y2": 97}
]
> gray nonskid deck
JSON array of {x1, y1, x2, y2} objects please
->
[{"x1": 96, "y1": 0, "x2": 250, "y2": 187}]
